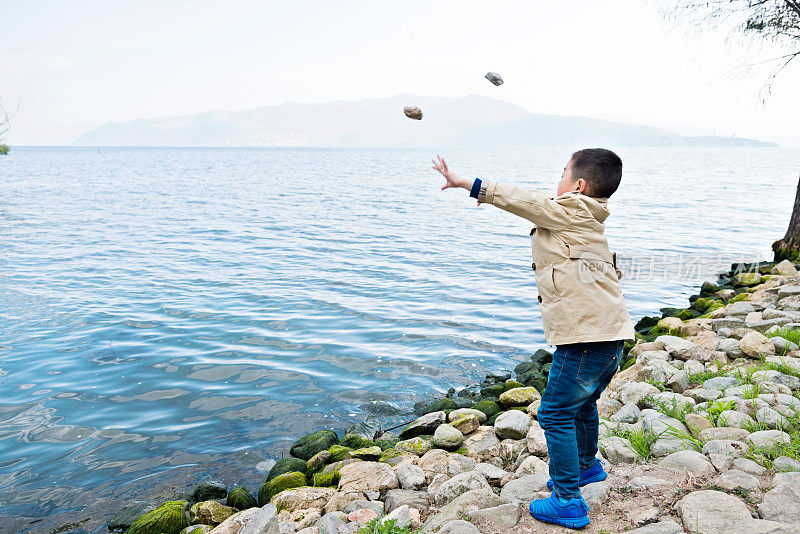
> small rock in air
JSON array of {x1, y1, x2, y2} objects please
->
[
  {"x1": 485, "y1": 72, "x2": 504, "y2": 86},
  {"x1": 403, "y1": 106, "x2": 423, "y2": 120}
]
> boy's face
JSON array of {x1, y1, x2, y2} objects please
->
[{"x1": 556, "y1": 158, "x2": 585, "y2": 196}]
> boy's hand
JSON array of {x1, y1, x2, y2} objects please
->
[{"x1": 432, "y1": 155, "x2": 472, "y2": 191}]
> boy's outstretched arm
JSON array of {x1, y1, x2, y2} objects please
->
[{"x1": 431, "y1": 155, "x2": 573, "y2": 230}]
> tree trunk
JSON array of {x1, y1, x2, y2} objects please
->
[{"x1": 773, "y1": 173, "x2": 800, "y2": 261}]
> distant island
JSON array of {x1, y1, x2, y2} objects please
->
[{"x1": 73, "y1": 94, "x2": 777, "y2": 148}]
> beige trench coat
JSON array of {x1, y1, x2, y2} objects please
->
[{"x1": 478, "y1": 180, "x2": 635, "y2": 346}]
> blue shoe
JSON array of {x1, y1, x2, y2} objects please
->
[
  {"x1": 546, "y1": 459, "x2": 607, "y2": 491},
  {"x1": 529, "y1": 492, "x2": 591, "y2": 529}
]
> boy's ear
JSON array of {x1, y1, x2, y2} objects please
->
[{"x1": 574, "y1": 178, "x2": 588, "y2": 194}]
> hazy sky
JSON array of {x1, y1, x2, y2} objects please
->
[{"x1": 3, "y1": 0, "x2": 799, "y2": 146}]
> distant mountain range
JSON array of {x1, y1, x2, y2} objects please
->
[{"x1": 73, "y1": 94, "x2": 777, "y2": 147}]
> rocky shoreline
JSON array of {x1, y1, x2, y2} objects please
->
[{"x1": 113, "y1": 259, "x2": 800, "y2": 534}]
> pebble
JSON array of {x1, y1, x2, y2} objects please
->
[
  {"x1": 403, "y1": 106, "x2": 422, "y2": 120},
  {"x1": 484, "y1": 72, "x2": 504, "y2": 86}
]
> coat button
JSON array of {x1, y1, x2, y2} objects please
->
[
  {"x1": 537, "y1": 295, "x2": 542, "y2": 303},
  {"x1": 531, "y1": 262, "x2": 536, "y2": 271}
]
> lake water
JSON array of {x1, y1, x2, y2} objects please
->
[{"x1": 1, "y1": 146, "x2": 798, "y2": 532}]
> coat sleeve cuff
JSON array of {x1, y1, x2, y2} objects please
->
[
  {"x1": 478, "y1": 180, "x2": 496, "y2": 204},
  {"x1": 469, "y1": 178, "x2": 482, "y2": 199}
]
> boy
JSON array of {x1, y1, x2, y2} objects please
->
[{"x1": 432, "y1": 149, "x2": 634, "y2": 529}]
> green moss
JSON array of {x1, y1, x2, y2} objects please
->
[
  {"x1": 395, "y1": 436, "x2": 432, "y2": 456},
  {"x1": 733, "y1": 272, "x2": 762, "y2": 287},
  {"x1": 698, "y1": 301, "x2": 726, "y2": 318},
  {"x1": 351, "y1": 446, "x2": 382, "y2": 460},
  {"x1": 452, "y1": 397, "x2": 474, "y2": 409},
  {"x1": 289, "y1": 430, "x2": 338, "y2": 461},
  {"x1": 675, "y1": 308, "x2": 699, "y2": 321},
  {"x1": 692, "y1": 297, "x2": 718, "y2": 313},
  {"x1": 126, "y1": 500, "x2": 188, "y2": 534},
  {"x1": 487, "y1": 412, "x2": 501, "y2": 426},
  {"x1": 267, "y1": 457, "x2": 307, "y2": 482},
  {"x1": 340, "y1": 434, "x2": 372, "y2": 449},
  {"x1": 226, "y1": 486, "x2": 256, "y2": 511},
  {"x1": 728, "y1": 292, "x2": 752, "y2": 304},
  {"x1": 312, "y1": 470, "x2": 340, "y2": 487},
  {"x1": 504, "y1": 379, "x2": 524, "y2": 391},
  {"x1": 621, "y1": 355, "x2": 637, "y2": 371},
  {"x1": 188, "y1": 501, "x2": 238, "y2": 526},
  {"x1": 0, "y1": 145, "x2": 8, "y2": 156},
  {"x1": 374, "y1": 437, "x2": 399, "y2": 451},
  {"x1": 479, "y1": 384, "x2": 505, "y2": 398},
  {"x1": 424, "y1": 398, "x2": 457, "y2": 413},
  {"x1": 700, "y1": 281, "x2": 720, "y2": 296},
  {"x1": 378, "y1": 448, "x2": 403, "y2": 463},
  {"x1": 451, "y1": 447, "x2": 468, "y2": 455},
  {"x1": 474, "y1": 400, "x2": 501, "y2": 419},
  {"x1": 327, "y1": 444, "x2": 353, "y2": 462},
  {"x1": 259, "y1": 472, "x2": 307, "y2": 505},
  {"x1": 634, "y1": 315, "x2": 660, "y2": 333}
]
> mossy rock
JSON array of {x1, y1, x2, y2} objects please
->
[
  {"x1": 290, "y1": 430, "x2": 338, "y2": 461},
  {"x1": 378, "y1": 448, "x2": 403, "y2": 464},
  {"x1": 530, "y1": 349, "x2": 553, "y2": 364},
  {"x1": 518, "y1": 368, "x2": 545, "y2": 387},
  {"x1": 474, "y1": 400, "x2": 501, "y2": 419},
  {"x1": 395, "y1": 436, "x2": 432, "y2": 456},
  {"x1": 312, "y1": 470, "x2": 340, "y2": 487},
  {"x1": 340, "y1": 434, "x2": 372, "y2": 449},
  {"x1": 127, "y1": 500, "x2": 189, "y2": 534},
  {"x1": 190, "y1": 481, "x2": 227, "y2": 502},
  {"x1": 424, "y1": 398, "x2": 457, "y2": 413},
  {"x1": 267, "y1": 457, "x2": 308, "y2": 482},
  {"x1": 189, "y1": 500, "x2": 237, "y2": 526},
  {"x1": 374, "y1": 437, "x2": 399, "y2": 451},
  {"x1": 699, "y1": 301, "x2": 725, "y2": 318},
  {"x1": 179, "y1": 526, "x2": 212, "y2": 534},
  {"x1": 0, "y1": 145, "x2": 8, "y2": 156},
  {"x1": 327, "y1": 444, "x2": 353, "y2": 462},
  {"x1": 452, "y1": 397, "x2": 474, "y2": 409},
  {"x1": 259, "y1": 472, "x2": 307, "y2": 505},
  {"x1": 700, "y1": 281, "x2": 720, "y2": 296},
  {"x1": 351, "y1": 446, "x2": 382, "y2": 460},
  {"x1": 733, "y1": 272, "x2": 762, "y2": 287},
  {"x1": 514, "y1": 361, "x2": 539, "y2": 376},
  {"x1": 451, "y1": 447, "x2": 468, "y2": 455},
  {"x1": 226, "y1": 486, "x2": 256, "y2": 511},
  {"x1": 728, "y1": 292, "x2": 752, "y2": 304},
  {"x1": 692, "y1": 297, "x2": 718, "y2": 313},
  {"x1": 634, "y1": 315, "x2": 660, "y2": 333},
  {"x1": 306, "y1": 450, "x2": 332, "y2": 473},
  {"x1": 487, "y1": 412, "x2": 501, "y2": 426},
  {"x1": 659, "y1": 307, "x2": 682, "y2": 318},
  {"x1": 675, "y1": 308, "x2": 699, "y2": 321},
  {"x1": 504, "y1": 379, "x2": 524, "y2": 391},
  {"x1": 479, "y1": 383, "x2": 505, "y2": 398},
  {"x1": 499, "y1": 386, "x2": 540, "y2": 407}
]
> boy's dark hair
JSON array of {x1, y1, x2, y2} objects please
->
[{"x1": 569, "y1": 148, "x2": 623, "y2": 198}]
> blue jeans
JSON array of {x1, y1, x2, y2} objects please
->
[{"x1": 537, "y1": 340, "x2": 624, "y2": 499}]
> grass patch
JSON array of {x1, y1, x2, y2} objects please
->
[
  {"x1": 688, "y1": 368, "x2": 727, "y2": 385},
  {"x1": 649, "y1": 397, "x2": 695, "y2": 424},
  {"x1": 644, "y1": 379, "x2": 668, "y2": 392},
  {"x1": 359, "y1": 518, "x2": 428, "y2": 534},
  {"x1": 707, "y1": 399, "x2": 736, "y2": 425},
  {"x1": 743, "y1": 411, "x2": 800, "y2": 468}
]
